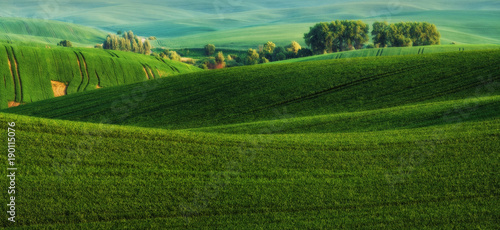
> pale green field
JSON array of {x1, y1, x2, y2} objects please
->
[{"x1": 1, "y1": 1, "x2": 499, "y2": 49}]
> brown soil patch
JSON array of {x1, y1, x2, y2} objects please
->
[
  {"x1": 180, "y1": 57, "x2": 193, "y2": 62},
  {"x1": 96, "y1": 85, "x2": 102, "y2": 89},
  {"x1": 51, "y1": 80, "x2": 67, "y2": 97},
  {"x1": 8, "y1": 101, "x2": 20, "y2": 108}
]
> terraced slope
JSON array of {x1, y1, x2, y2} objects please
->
[
  {"x1": 5, "y1": 50, "x2": 499, "y2": 129},
  {"x1": 0, "y1": 43, "x2": 201, "y2": 109}
]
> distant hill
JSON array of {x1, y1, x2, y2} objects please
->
[
  {"x1": 2, "y1": 1, "x2": 499, "y2": 49},
  {"x1": 0, "y1": 42, "x2": 201, "y2": 109},
  {"x1": 0, "y1": 17, "x2": 107, "y2": 47}
]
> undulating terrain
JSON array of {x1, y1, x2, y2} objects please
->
[{"x1": 0, "y1": 0, "x2": 499, "y2": 229}]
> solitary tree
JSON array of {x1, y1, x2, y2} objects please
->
[
  {"x1": 204, "y1": 44, "x2": 216, "y2": 56},
  {"x1": 57, "y1": 40, "x2": 73, "y2": 47}
]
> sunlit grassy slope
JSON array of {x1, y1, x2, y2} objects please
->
[
  {"x1": 273, "y1": 44, "x2": 500, "y2": 64},
  {"x1": 0, "y1": 42, "x2": 201, "y2": 109},
  {"x1": 5, "y1": 50, "x2": 500, "y2": 130},
  {"x1": 0, "y1": 49, "x2": 498, "y2": 228},
  {"x1": 0, "y1": 17, "x2": 107, "y2": 47}
]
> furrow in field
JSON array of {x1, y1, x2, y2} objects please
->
[
  {"x1": 142, "y1": 64, "x2": 150, "y2": 80},
  {"x1": 79, "y1": 52, "x2": 91, "y2": 90},
  {"x1": 74, "y1": 52, "x2": 85, "y2": 92},
  {"x1": 11, "y1": 47, "x2": 22, "y2": 102},
  {"x1": 239, "y1": 63, "x2": 428, "y2": 116},
  {"x1": 95, "y1": 70, "x2": 101, "y2": 88}
]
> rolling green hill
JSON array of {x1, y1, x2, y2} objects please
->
[
  {"x1": 274, "y1": 44, "x2": 500, "y2": 64},
  {"x1": 2, "y1": 1, "x2": 500, "y2": 49},
  {"x1": 5, "y1": 50, "x2": 500, "y2": 129},
  {"x1": 0, "y1": 17, "x2": 107, "y2": 47},
  {"x1": 0, "y1": 49, "x2": 498, "y2": 228},
  {"x1": 0, "y1": 43, "x2": 201, "y2": 109}
]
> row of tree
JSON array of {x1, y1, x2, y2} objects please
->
[
  {"x1": 372, "y1": 22, "x2": 440, "y2": 48},
  {"x1": 304, "y1": 20, "x2": 440, "y2": 54},
  {"x1": 197, "y1": 41, "x2": 314, "y2": 69},
  {"x1": 102, "y1": 31, "x2": 152, "y2": 55},
  {"x1": 304, "y1": 20, "x2": 370, "y2": 54}
]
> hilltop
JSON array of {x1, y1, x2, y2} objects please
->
[
  {"x1": 0, "y1": 42, "x2": 200, "y2": 109},
  {"x1": 0, "y1": 17, "x2": 107, "y2": 47}
]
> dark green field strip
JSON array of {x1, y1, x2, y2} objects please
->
[
  {"x1": 0, "y1": 44, "x2": 200, "y2": 108},
  {"x1": 189, "y1": 95, "x2": 500, "y2": 134},
  {"x1": 5, "y1": 50, "x2": 499, "y2": 130},
  {"x1": 0, "y1": 113, "x2": 498, "y2": 228},
  {"x1": 274, "y1": 45, "x2": 500, "y2": 64}
]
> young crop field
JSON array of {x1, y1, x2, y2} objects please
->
[
  {"x1": 0, "y1": 43, "x2": 201, "y2": 109},
  {"x1": 6, "y1": 50, "x2": 500, "y2": 130},
  {"x1": 0, "y1": 49, "x2": 499, "y2": 229},
  {"x1": 274, "y1": 44, "x2": 500, "y2": 64},
  {"x1": 0, "y1": 96, "x2": 498, "y2": 228}
]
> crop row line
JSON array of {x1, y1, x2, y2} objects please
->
[{"x1": 237, "y1": 63, "x2": 428, "y2": 117}]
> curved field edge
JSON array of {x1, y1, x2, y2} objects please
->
[
  {"x1": 187, "y1": 95, "x2": 500, "y2": 134},
  {"x1": 0, "y1": 17, "x2": 106, "y2": 46},
  {"x1": 0, "y1": 43, "x2": 201, "y2": 109},
  {"x1": 4, "y1": 50, "x2": 500, "y2": 130},
  {"x1": 0, "y1": 112, "x2": 498, "y2": 228},
  {"x1": 272, "y1": 44, "x2": 500, "y2": 64}
]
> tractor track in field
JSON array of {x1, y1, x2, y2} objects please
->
[
  {"x1": 79, "y1": 52, "x2": 91, "y2": 90},
  {"x1": 5, "y1": 48, "x2": 13, "y2": 88},
  {"x1": 95, "y1": 70, "x2": 101, "y2": 88},
  {"x1": 142, "y1": 64, "x2": 150, "y2": 80},
  {"x1": 235, "y1": 63, "x2": 429, "y2": 117},
  {"x1": 10, "y1": 47, "x2": 23, "y2": 102},
  {"x1": 74, "y1": 52, "x2": 85, "y2": 92}
]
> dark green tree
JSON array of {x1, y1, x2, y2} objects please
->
[
  {"x1": 304, "y1": 22, "x2": 332, "y2": 54},
  {"x1": 57, "y1": 40, "x2": 73, "y2": 47},
  {"x1": 204, "y1": 44, "x2": 216, "y2": 56},
  {"x1": 244, "y1": 49, "x2": 260, "y2": 65},
  {"x1": 372, "y1": 22, "x2": 389, "y2": 48}
]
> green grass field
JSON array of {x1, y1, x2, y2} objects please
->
[
  {"x1": 2, "y1": 1, "x2": 500, "y2": 50},
  {"x1": 6, "y1": 50, "x2": 499, "y2": 129},
  {"x1": 0, "y1": 42, "x2": 200, "y2": 109},
  {"x1": 274, "y1": 44, "x2": 500, "y2": 64},
  {"x1": 0, "y1": 49, "x2": 499, "y2": 228},
  {"x1": 0, "y1": 17, "x2": 107, "y2": 47}
]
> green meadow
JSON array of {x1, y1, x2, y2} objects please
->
[
  {"x1": 0, "y1": 42, "x2": 199, "y2": 109},
  {"x1": 1, "y1": 50, "x2": 499, "y2": 228},
  {"x1": 0, "y1": 0, "x2": 499, "y2": 228}
]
